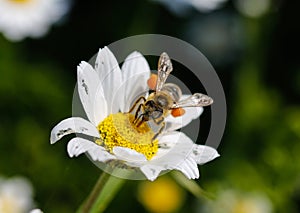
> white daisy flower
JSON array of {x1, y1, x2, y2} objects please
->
[
  {"x1": 0, "y1": 0, "x2": 70, "y2": 41},
  {"x1": 0, "y1": 176, "x2": 35, "y2": 213},
  {"x1": 200, "y1": 189, "x2": 273, "y2": 213},
  {"x1": 50, "y1": 47, "x2": 220, "y2": 181}
]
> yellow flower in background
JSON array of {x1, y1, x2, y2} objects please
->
[
  {"x1": 0, "y1": 0, "x2": 70, "y2": 41},
  {"x1": 138, "y1": 176, "x2": 185, "y2": 213}
]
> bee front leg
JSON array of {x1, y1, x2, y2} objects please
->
[
  {"x1": 128, "y1": 96, "x2": 146, "y2": 113},
  {"x1": 135, "y1": 104, "x2": 143, "y2": 120},
  {"x1": 151, "y1": 116, "x2": 165, "y2": 141},
  {"x1": 134, "y1": 103, "x2": 147, "y2": 125},
  {"x1": 152, "y1": 121, "x2": 165, "y2": 141}
]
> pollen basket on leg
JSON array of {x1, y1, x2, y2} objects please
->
[{"x1": 96, "y1": 113, "x2": 158, "y2": 160}]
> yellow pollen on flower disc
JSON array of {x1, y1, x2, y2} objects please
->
[{"x1": 96, "y1": 113, "x2": 159, "y2": 160}]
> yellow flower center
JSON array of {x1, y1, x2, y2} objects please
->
[
  {"x1": 8, "y1": 0, "x2": 31, "y2": 4},
  {"x1": 96, "y1": 113, "x2": 158, "y2": 160}
]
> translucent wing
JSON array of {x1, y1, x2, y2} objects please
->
[
  {"x1": 156, "y1": 52, "x2": 173, "y2": 91},
  {"x1": 161, "y1": 83, "x2": 182, "y2": 102},
  {"x1": 172, "y1": 93, "x2": 213, "y2": 108}
]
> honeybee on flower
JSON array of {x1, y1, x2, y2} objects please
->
[
  {"x1": 50, "y1": 47, "x2": 219, "y2": 181},
  {"x1": 128, "y1": 52, "x2": 213, "y2": 141}
]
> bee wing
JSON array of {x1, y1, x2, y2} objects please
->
[
  {"x1": 156, "y1": 52, "x2": 173, "y2": 91},
  {"x1": 172, "y1": 93, "x2": 213, "y2": 108}
]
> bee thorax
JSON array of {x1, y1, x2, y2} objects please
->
[
  {"x1": 154, "y1": 92, "x2": 173, "y2": 108},
  {"x1": 161, "y1": 83, "x2": 182, "y2": 102}
]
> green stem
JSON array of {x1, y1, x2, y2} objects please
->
[
  {"x1": 77, "y1": 172, "x2": 110, "y2": 213},
  {"x1": 90, "y1": 174, "x2": 126, "y2": 213},
  {"x1": 171, "y1": 171, "x2": 215, "y2": 201},
  {"x1": 76, "y1": 170, "x2": 127, "y2": 213}
]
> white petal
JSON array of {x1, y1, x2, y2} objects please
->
[
  {"x1": 140, "y1": 164, "x2": 164, "y2": 181},
  {"x1": 191, "y1": 144, "x2": 220, "y2": 164},
  {"x1": 50, "y1": 117, "x2": 99, "y2": 144},
  {"x1": 120, "y1": 51, "x2": 150, "y2": 112},
  {"x1": 165, "y1": 95, "x2": 203, "y2": 132},
  {"x1": 176, "y1": 162, "x2": 192, "y2": 179},
  {"x1": 77, "y1": 61, "x2": 108, "y2": 125},
  {"x1": 113, "y1": 147, "x2": 147, "y2": 164},
  {"x1": 156, "y1": 132, "x2": 195, "y2": 162},
  {"x1": 177, "y1": 157, "x2": 199, "y2": 179},
  {"x1": 139, "y1": 132, "x2": 195, "y2": 180},
  {"x1": 153, "y1": 131, "x2": 185, "y2": 159},
  {"x1": 141, "y1": 132, "x2": 217, "y2": 180},
  {"x1": 95, "y1": 47, "x2": 122, "y2": 114},
  {"x1": 93, "y1": 86, "x2": 108, "y2": 125},
  {"x1": 187, "y1": 157, "x2": 199, "y2": 178},
  {"x1": 67, "y1": 138, "x2": 116, "y2": 162}
]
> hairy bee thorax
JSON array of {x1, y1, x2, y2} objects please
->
[
  {"x1": 152, "y1": 91, "x2": 174, "y2": 109},
  {"x1": 148, "y1": 82, "x2": 182, "y2": 108}
]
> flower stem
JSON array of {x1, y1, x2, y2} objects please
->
[
  {"x1": 78, "y1": 172, "x2": 110, "y2": 213},
  {"x1": 77, "y1": 171, "x2": 126, "y2": 213},
  {"x1": 171, "y1": 171, "x2": 215, "y2": 201}
]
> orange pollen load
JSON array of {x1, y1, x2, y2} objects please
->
[
  {"x1": 171, "y1": 108, "x2": 185, "y2": 117},
  {"x1": 147, "y1": 74, "x2": 158, "y2": 90}
]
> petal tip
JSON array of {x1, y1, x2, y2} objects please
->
[
  {"x1": 78, "y1": 61, "x2": 88, "y2": 69},
  {"x1": 198, "y1": 107, "x2": 204, "y2": 116},
  {"x1": 130, "y1": 51, "x2": 142, "y2": 57},
  {"x1": 50, "y1": 139, "x2": 56, "y2": 145},
  {"x1": 192, "y1": 144, "x2": 220, "y2": 165},
  {"x1": 50, "y1": 128, "x2": 62, "y2": 144},
  {"x1": 140, "y1": 165, "x2": 163, "y2": 182},
  {"x1": 214, "y1": 151, "x2": 221, "y2": 158}
]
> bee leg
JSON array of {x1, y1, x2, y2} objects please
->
[
  {"x1": 151, "y1": 116, "x2": 165, "y2": 140},
  {"x1": 134, "y1": 112, "x2": 143, "y2": 125},
  {"x1": 136, "y1": 115, "x2": 146, "y2": 127},
  {"x1": 152, "y1": 121, "x2": 165, "y2": 141},
  {"x1": 134, "y1": 104, "x2": 143, "y2": 120},
  {"x1": 128, "y1": 96, "x2": 146, "y2": 113},
  {"x1": 133, "y1": 103, "x2": 146, "y2": 125}
]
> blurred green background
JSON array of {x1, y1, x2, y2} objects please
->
[{"x1": 0, "y1": 0, "x2": 299, "y2": 212}]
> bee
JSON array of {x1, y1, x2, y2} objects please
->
[{"x1": 128, "y1": 52, "x2": 213, "y2": 140}]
